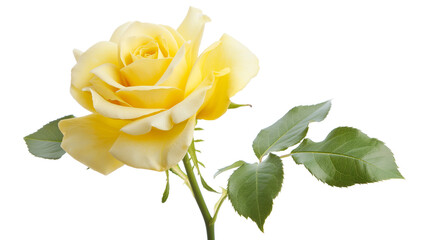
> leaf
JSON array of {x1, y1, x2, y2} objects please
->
[
  {"x1": 252, "y1": 101, "x2": 331, "y2": 160},
  {"x1": 198, "y1": 161, "x2": 206, "y2": 168},
  {"x1": 228, "y1": 102, "x2": 252, "y2": 109},
  {"x1": 24, "y1": 115, "x2": 74, "y2": 159},
  {"x1": 291, "y1": 127, "x2": 403, "y2": 187},
  {"x1": 212, "y1": 188, "x2": 228, "y2": 223},
  {"x1": 200, "y1": 176, "x2": 219, "y2": 193},
  {"x1": 227, "y1": 154, "x2": 284, "y2": 232},
  {"x1": 162, "y1": 171, "x2": 170, "y2": 203},
  {"x1": 214, "y1": 160, "x2": 246, "y2": 178}
]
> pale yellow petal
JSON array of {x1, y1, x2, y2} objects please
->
[
  {"x1": 216, "y1": 34, "x2": 259, "y2": 96},
  {"x1": 119, "y1": 35, "x2": 156, "y2": 66},
  {"x1": 71, "y1": 41, "x2": 120, "y2": 90},
  {"x1": 177, "y1": 7, "x2": 210, "y2": 65},
  {"x1": 89, "y1": 77, "x2": 130, "y2": 106},
  {"x1": 155, "y1": 43, "x2": 190, "y2": 90},
  {"x1": 184, "y1": 41, "x2": 221, "y2": 96},
  {"x1": 71, "y1": 42, "x2": 120, "y2": 111},
  {"x1": 70, "y1": 85, "x2": 95, "y2": 112},
  {"x1": 110, "y1": 21, "x2": 134, "y2": 43},
  {"x1": 154, "y1": 35, "x2": 169, "y2": 58},
  {"x1": 120, "y1": 57, "x2": 172, "y2": 86},
  {"x1": 91, "y1": 63, "x2": 125, "y2": 89},
  {"x1": 110, "y1": 116, "x2": 196, "y2": 171},
  {"x1": 186, "y1": 34, "x2": 259, "y2": 120},
  {"x1": 162, "y1": 25, "x2": 185, "y2": 48},
  {"x1": 116, "y1": 86, "x2": 183, "y2": 109},
  {"x1": 121, "y1": 83, "x2": 210, "y2": 135},
  {"x1": 197, "y1": 68, "x2": 232, "y2": 120},
  {"x1": 117, "y1": 22, "x2": 179, "y2": 56},
  {"x1": 73, "y1": 49, "x2": 83, "y2": 61},
  {"x1": 85, "y1": 87, "x2": 164, "y2": 119},
  {"x1": 59, "y1": 114, "x2": 129, "y2": 175}
]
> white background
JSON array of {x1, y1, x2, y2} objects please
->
[{"x1": 1, "y1": 0, "x2": 428, "y2": 239}]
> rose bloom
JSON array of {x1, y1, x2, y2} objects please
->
[{"x1": 59, "y1": 7, "x2": 259, "y2": 175}]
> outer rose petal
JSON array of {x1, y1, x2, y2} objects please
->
[
  {"x1": 71, "y1": 41, "x2": 120, "y2": 111},
  {"x1": 59, "y1": 114, "x2": 129, "y2": 175},
  {"x1": 70, "y1": 85, "x2": 95, "y2": 112},
  {"x1": 197, "y1": 68, "x2": 232, "y2": 120},
  {"x1": 116, "y1": 86, "x2": 184, "y2": 109},
  {"x1": 72, "y1": 41, "x2": 120, "y2": 89},
  {"x1": 110, "y1": 22, "x2": 134, "y2": 43},
  {"x1": 110, "y1": 116, "x2": 196, "y2": 171},
  {"x1": 178, "y1": 7, "x2": 211, "y2": 66},
  {"x1": 162, "y1": 25, "x2": 185, "y2": 48},
  {"x1": 186, "y1": 34, "x2": 259, "y2": 120},
  {"x1": 120, "y1": 82, "x2": 210, "y2": 135},
  {"x1": 73, "y1": 49, "x2": 83, "y2": 61},
  {"x1": 91, "y1": 63, "x2": 125, "y2": 89},
  {"x1": 88, "y1": 77, "x2": 130, "y2": 107},
  {"x1": 85, "y1": 88, "x2": 164, "y2": 119}
]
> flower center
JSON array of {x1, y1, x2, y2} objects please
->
[{"x1": 131, "y1": 41, "x2": 159, "y2": 61}]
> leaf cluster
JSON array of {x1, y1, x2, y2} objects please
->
[{"x1": 219, "y1": 100, "x2": 403, "y2": 231}]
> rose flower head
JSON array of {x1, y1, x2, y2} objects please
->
[{"x1": 59, "y1": 7, "x2": 259, "y2": 174}]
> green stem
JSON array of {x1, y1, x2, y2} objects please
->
[
  {"x1": 182, "y1": 155, "x2": 215, "y2": 240},
  {"x1": 279, "y1": 153, "x2": 292, "y2": 158}
]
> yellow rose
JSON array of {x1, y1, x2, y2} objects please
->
[{"x1": 58, "y1": 7, "x2": 259, "y2": 175}]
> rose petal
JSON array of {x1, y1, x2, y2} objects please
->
[
  {"x1": 71, "y1": 42, "x2": 120, "y2": 111},
  {"x1": 71, "y1": 41, "x2": 120, "y2": 90},
  {"x1": 177, "y1": 7, "x2": 211, "y2": 65},
  {"x1": 110, "y1": 116, "x2": 196, "y2": 171},
  {"x1": 119, "y1": 35, "x2": 156, "y2": 66},
  {"x1": 70, "y1": 85, "x2": 95, "y2": 112},
  {"x1": 110, "y1": 21, "x2": 134, "y2": 43},
  {"x1": 116, "y1": 22, "x2": 179, "y2": 57},
  {"x1": 91, "y1": 63, "x2": 125, "y2": 89},
  {"x1": 116, "y1": 86, "x2": 183, "y2": 109},
  {"x1": 73, "y1": 49, "x2": 83, "y2": 61},
  {"x1": 89, "y1": 77, "x2": 130, "y2": 106},
  {"x1": 85, "y1": 87, "x2": 164, "y2": 119},
  {"x1": 120, "y1": 57, "x2": 172, "y2": 86},
  {"x1": 197, "y1": 68, "x2": 232, "y2": 120},
  {"x1": 59, "y1": 114, "x2": 129, "y2": 175},
  {"x1": 186, "y1": 34, "x2": 259, "y2": 120},
  {"x1": 155, "y1": 43, "x2": 190, "y2": 90},
  {"x1": 162, "y1": 25, "x2": 185, "y2": 48},
  {"x1": 183, "y1": 41, "x2": 221, "y2": 96},
  {"x1": 120, "y1": 81, "x2": 210, "y2": 135}
]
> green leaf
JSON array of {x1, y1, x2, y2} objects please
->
[
  {"x1": 214, "y1": 160, "x2": 246, "y2": 178},
  {"x1": 228, "y1": 102, "x2": 252, "y2": 109},
  {"x1": 291, "y1": 127, "x2": 403, "y2": 187},
  {"x1": 212, "y1": 188, "x2": 228, "y2": 223},
  {"x1": 200, "y1": 176, "x2": 219, "y2": 193},
  {"x1": 162, "y1": 171, "x2": 170, "y2": 203},
  {"x1": 227, "y1": 154, "x2": 284, "y2": 232},
  {"x1": 24, "y1": 115, "x2": 74, "y2": 159},
  {"x1": 252, "y1": 101, "x2": 331, "y2": 160},
  {"x1": 198, "y1": 161, "x2": 206, "y2": 168}
]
